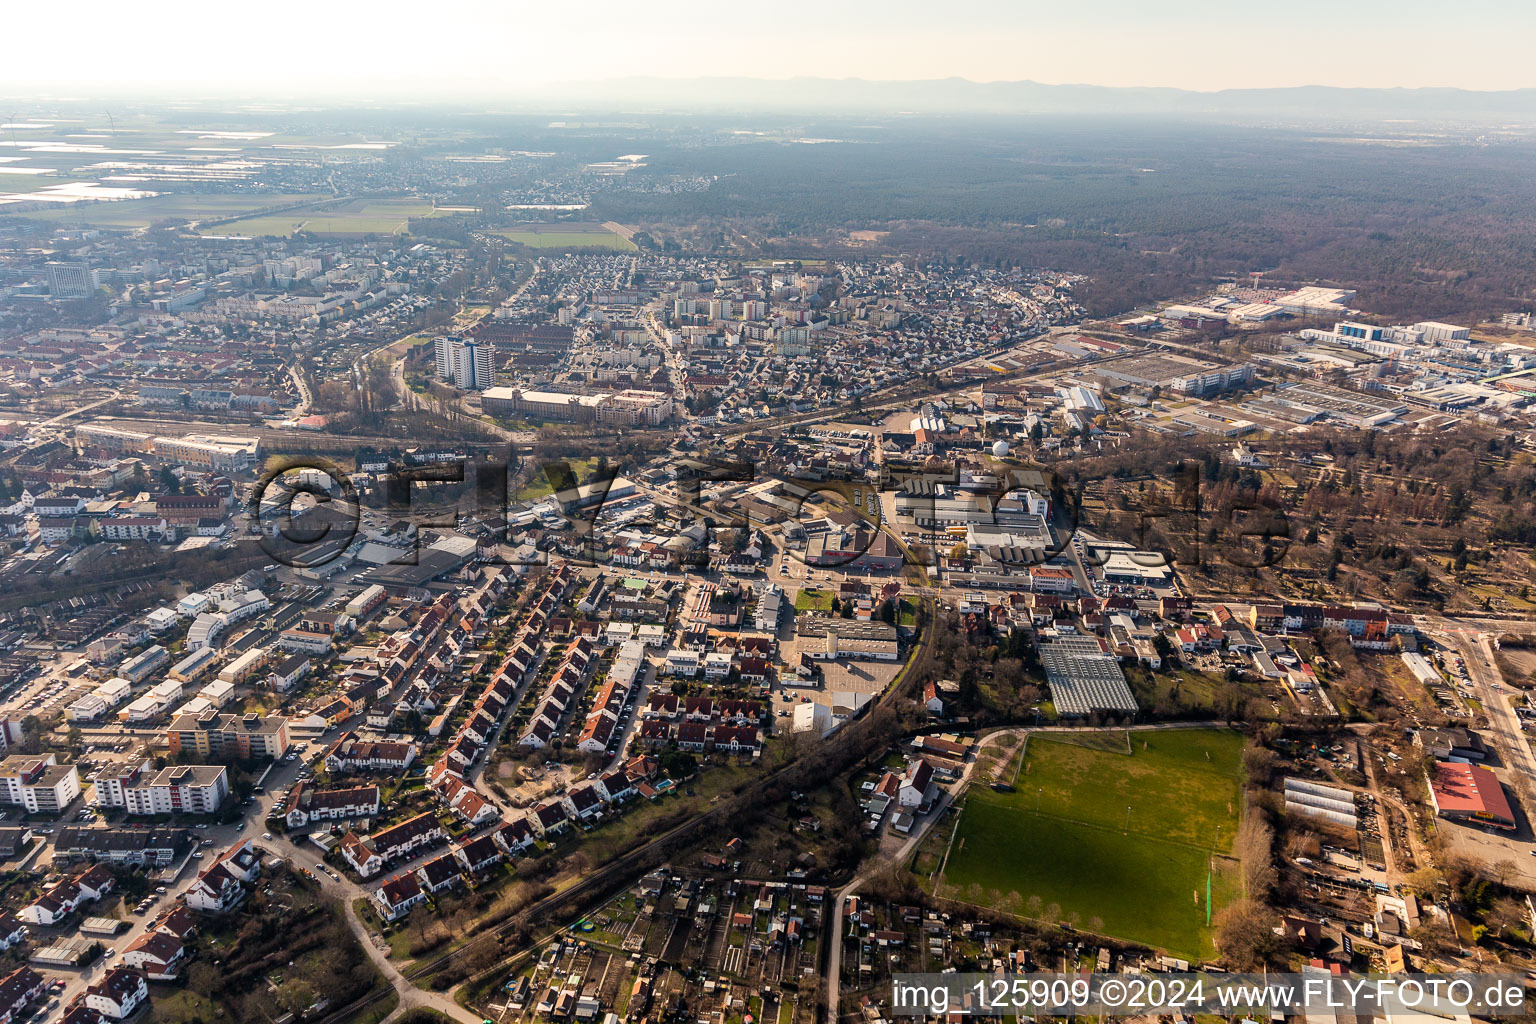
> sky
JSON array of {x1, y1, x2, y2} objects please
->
[{"x1": 5, "y1": 0, "x2": 1536, "y2": 97}]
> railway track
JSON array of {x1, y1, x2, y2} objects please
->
[{"x1": 320, "y1": 596, "x2": 935, "y2": 1024}]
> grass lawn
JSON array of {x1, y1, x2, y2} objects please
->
[
  {"x1": 573, "y1": 763, "x2": 751, "y2": 867},
  {"x1": 148, "y1": 989, "x2": 208, "y2": 1024},
  {"x1": 935, "y1": 728, "x2": 1245, "y2": 958},
  {"x1": 793, "y1": 587, "x2": 835, "y2": 612},
  {"x1": 152, "y1": 867, "x2": 393, "y2": 1024},
  {"x1": 514, "y1": 457, "x2": 598, "y2": 503},
  {"x1": 495, "y1": 224, "x2": 635, "y2": 251},
  {"x1": 1126, "y1": 666, "x2": 1228, "y2": 712},
  {"x1": 353, "y1": 896, "x2": 417, "y2": 961},
  {"x1": 1048, "y1": 729, "x2": 1131, "y2": 754}
]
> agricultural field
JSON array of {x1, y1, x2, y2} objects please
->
[
  {"x1": 203, "y1": 198, "x2": 451, "y2": 236},
  {"x1": 0, "y1": 174, "x2": 87, "y2": 194},
  {"x1": 0, "y1": 192, "x2": 329, "y2": 230},
  {"x1": 926, "y1": 728, "x2": 1245, "y2": 959},
  {"x1": 494, "y1": 222, "x2": 635, "y2": 251}
]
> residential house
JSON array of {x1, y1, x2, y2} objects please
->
[
  {"x1": 372, "y1": 873, "x2": 426, "y2": 922},
  {"x1": 121, "y1": 931, "x2": 186, "y2": 980},
  {"x1": 83, "y1": 967, "x2": 148, "y2": 1020}
]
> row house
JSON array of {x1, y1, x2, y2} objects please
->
[
  {"x1": 369, "y1": 811, "x2": 446, "y2": 863},
  {"x1": 518, "y1": 638, "x2": 596, "y2": 749},
  {"x1": 532, "y1": 799, "x2": 569, "y2": 836},
  {"x1": 738, "y1": 657, "x2": 773, "y2": 684},
  {"x1": 340, "y1": 811, "x2": 450, "y2": 880},
  {"x1": 644, "y1": 694, "x2": 763, "y2": 726},
  {"x1": 712, "y1": 725, "x2": 761, "y2": 755},
  {"x1": 600, "y1": 767, "x2": 634, "y2": 802},
  {"x1": 504, "y1": 764, "x2": 638, "y2": 842},
  {"x1": 675, "y1": 721, "x2": 710, "y2": 751},
  {"x1": 441, "y1": 735, "x2": 480, "y2": 772},
  {"x1": 19, "y1": 864, "x2": 114, "y2": 925},
  {"x1": 454, "y1": 833, "x2": 503, "y2": 874},
  {"x1": 460, "y1": 709, "x2": 498, "y2": 746},
  {"x1": 416, "y1": 853, "x2": 461, "y2": 895},
  {"x1": 283, "y1": 782, "x2": 382, "y2": 828},
  {"x1": 323, "y1": 733, "x2": 418, "y2": 773},
  {"x1": 575, "y1": 641, "x2": 644, "y2": 754},
  {"x1": 372, "y1": 872, "x2": 426, "y2": 922},
  {"x1": 495, "y1": 817, "x2": 538, "y2": 857},
  {"x1": 429, "y1": 768, "x2": 500, "y2": 827},
  {"x1": 496, "y1": 642, "x2": 540, "y2": 685},
  {"x1": 638, "y1": 721, "x2": 762, "y2": 756},
  {"x1": 82, "y1": 966, "x2": 148, "y2": 1019},
  {"x1": 0, "y1": 967, "x2": 47, "y2": 1024},
  {"x1": 561, "y1": 782, "x2": 606, "y2": 822},
  {"x1": 576, "y1": 707, "x2": 619, "y2": 755},
  {"x1": 521, "y1": 715, "x2": 557, "y2": 749}
]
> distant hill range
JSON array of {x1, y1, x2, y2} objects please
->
[{"x1": 533, "y1": 76, "x2": 1536, "y2": 120}]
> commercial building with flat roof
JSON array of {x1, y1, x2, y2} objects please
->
[
  {"x1": 482, "y1": 386, "x2": 671, "y2": 426},
  {"x1": 152, "y1": 434, "x2": 260, "y2": 472}
]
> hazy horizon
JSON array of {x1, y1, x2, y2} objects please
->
[{"x1": 6, "y1": 0, "x2": 1536, "y2": 99}]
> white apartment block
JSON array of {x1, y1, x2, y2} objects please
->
[
  {"x1": 108, "y1": 765, "x2": 230, "y2": 816},
  {"x1": 435, "y1": 335, "x2": 495, "y2": 390},
  {"x1": 0, "y1": 755, "x2": 82, "y2": 813}
]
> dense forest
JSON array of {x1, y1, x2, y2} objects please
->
[{"x1": 587, "y1": 117, "x2": 1536, "y2": 321}]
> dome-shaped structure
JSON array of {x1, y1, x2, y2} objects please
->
[{"x1": 991, "y1": 439, "x2": 1010, "y2": 458}]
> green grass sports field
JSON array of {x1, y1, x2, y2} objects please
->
[{"x1": 933, "y1": 728, "x2": 1245, "y2": 958}]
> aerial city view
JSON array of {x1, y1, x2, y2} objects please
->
[{"x1": 4, "y1": 2, "x2": 1536, "y2": 1023}]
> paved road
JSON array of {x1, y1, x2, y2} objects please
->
[
  {"x1": 290, "y1": 365, "x2": 314, "y2": 418},
  {"x1": 823, "y1": 732, "x2": 994, "y2": 1024},
  {"x1": 41, "y1": 744, "x2": 478, "y2": 1023},
  {"x1": 1420, "y1": 616, "x2": 1536, "y2": 806},
  {"x1": 40, "y1": 752, "x2": 309, "y2": 1016},
  {"x1": 38, "y1": 391, "x2": 123, "y2": 428},
  {"x1": 298, "y1": 845, "x2": 480, "y2": 1024}
]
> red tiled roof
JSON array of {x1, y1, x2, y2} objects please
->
[{"x1": 1432, "y1": 761, "x2": 1514, "y2": 823}]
